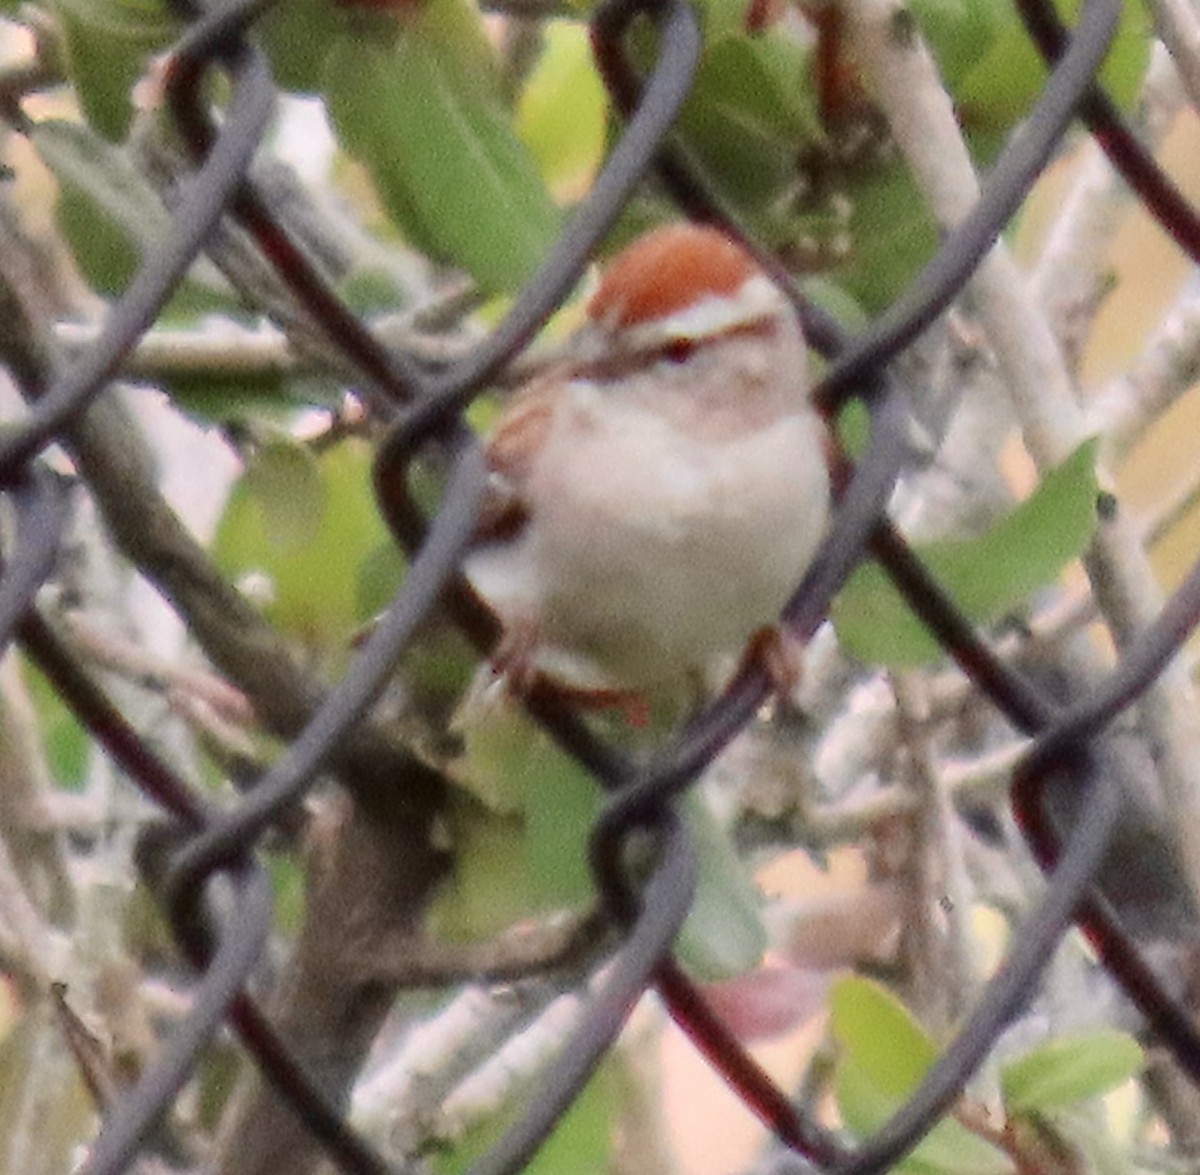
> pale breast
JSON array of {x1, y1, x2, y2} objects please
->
[{"x1": 524, "y1": 386, "x2": 828, "y2": 687}]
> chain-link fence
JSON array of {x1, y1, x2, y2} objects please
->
[{"x1": 2, "y1": 0, "x2": 1200, "y2": 1169}]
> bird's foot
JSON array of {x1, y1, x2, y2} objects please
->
[
  {"x1": 490, "y1": 616, "x2": 649, "y2": 725},
  {"x1": 742, "y1": 623, "x2": 807, "y2": 705}
]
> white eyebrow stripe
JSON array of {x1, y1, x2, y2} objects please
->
[{"x1": 619, "y1": 275, "x2": 785, "y2": 346}]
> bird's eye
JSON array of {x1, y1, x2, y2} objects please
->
[{"x1": 662, "y1": 338, "x2": 694, "y2": 364}]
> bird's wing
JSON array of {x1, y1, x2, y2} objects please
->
[{"x1": 473, "y1": 372, "x2": 561, "y2": 544}]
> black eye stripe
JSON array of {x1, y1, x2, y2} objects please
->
[{"x1": 661, "y1": 338, "x2": 695, "y2": 364}]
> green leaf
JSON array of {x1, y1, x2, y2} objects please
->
[
  {"x1": 830, "y1": 978, "x2": 1011, "y2": 1175},
  {"x1": 829, "y1": 976, "x2": 939, "y2": 1096},
  {"x1": 831, "y1": 163, "x2": 938, "y2": 313},
  {"x1": 32, "y1": 119, "x2": 167, "y2": 294},
  {"x1": 428, "y1": 796, "x2": 534, "y2": 941},
  {"x1": 22, "y1": 657, "x2": 88, "y2": 791},
  {"x1": 264, "y1": 848, "x2": 307, "y2": 936},
  {"x1": 51, "y1": 0, "x2": 177, "y2": 140},
  {"x1": 355, "y1": 541, "x2": 407, "y2": 627},
  {"x1": 674, "y1": 793, "x2": 768, "y2": 981},
  {"x1": 833, "y1": 438, "x2": 1100, "y2": 667},
  {"x1": 496, "y1": 1059, "x2": 614, "y2": 1175},
  {"x1": 323, "y1": 1, "x2": 561, "y2": 293},
  {"x1": 451, "y1": 681, "x2": 552, "y2": 816},
  {"x1": 431, "y1": 685, "x2": 599, "y2": 940},
  {"x1": 801, "y1": 275, "x2": 870, "y2": 336},
  {"x1": 257, "y1": 0, "x2": 345, "y2": 92},
  {"x1": 213, "y1": 438, "x2": 399, "y2": 667},
  {"x1": 691, "y1": 0, "x2": 754, "y2": 41},
  {"x1": 1001, "y1": 1030, "x2": 1144, "y2": 1115},
  {"x1": 1097, "y1": 0, "x2": 1153, "y2": 108},
  {"x1": 835, "y1": 397, "x2": 872, "y2": 459},
  {"x1": 672, "y1": 32, "x2": 821, "y2": 237},
  {"x1": 909, "y1": 0, "x2": 1013, "y2": 91},
  {"x1": 952, "y1": 0, "x2": 1148, "y2": 129},
  {"x1": 524, "y1": 756, "x2": 602, "y2": 909},
  {"x1": 163, "y1": 371, "x2": 337, "y2": 427},
  {"x1": 834, "y1": 1059, "x2": 1012, "y2": 1175},
  {"x1": 339, "y1": 267, "x2": 410, "y2": 315},
  {"x1": 516, "y1": 20, "x2": 607, "y2": 200},
  {"x1": 193, "y1": 1044, "x2": 243, "y2": 1133},
  {"x1": 241, "y1": 432, "x2": 325, "y2": 551},
  {"x1": 429, "y1": 761, "x2": 597, "y2": 940},
  {"x1": 684, "y1": 34, "x2": 820, "y2": 153}
]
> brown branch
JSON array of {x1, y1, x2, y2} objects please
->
[
  {"x1": 363, "y1": 909, "x2": 608, "y2": 989},
  {"x1": 212, "y1": 786, "x2": 449, "y2": 1175}
]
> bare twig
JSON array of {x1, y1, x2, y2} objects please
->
[
  {"x1": 1146, "y1": 0, "x2": 1200, "y2": 116},
  {"x1": 354, "y1": 983, "x2": 583, "y2": 1161},
  {"x1": 804, "y1": 734, "x2": 1024, "y2": 846},
  {"x1": 893, "y1": 675, "x2": 977, "y2": 1027},
  {"x1": 362, "y1": 910, "x2": 607, "y2": 989},
  {"x1": 1091, "y1": 272, "x2": 1200, "y2": 461},
  {"x1": 1142, "y1": 461, "x2": 1200, "y2": 549},
  {"x1": 59, "y1": 609, "x2": 254, "y2": 728},
  {"x1": 0, "y1": 652, "x2": 74, "y2": 921},
  {"x1": 1030, "y1": 44, "x2": 1183, "y2": 368},
  {"x1": 0, "y1": 830, "x2": 63, "y2": 992}
]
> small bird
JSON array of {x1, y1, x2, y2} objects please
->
[{"x1": 463, "y1": 224, "x2": 831, "y2": 707}]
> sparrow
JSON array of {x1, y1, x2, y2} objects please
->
[{"x1": 462, "y1": 223, "x2": 831, "y2": 707}]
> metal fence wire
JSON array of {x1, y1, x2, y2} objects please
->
[{"x1": 2, "y1": 0, "x2": 1200, "y2": 1169}]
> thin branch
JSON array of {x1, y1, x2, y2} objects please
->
[
  {"x1": 1146, "y1": 0, "x2": 1200, "y2": 116},
  {"x1": 360, "y1": 909, "x2": 608, "y2": 989},
  {"x1": 802, "y1": 737, "x2": 1025, "y2": 846},
  {"x1": 53, "y1": 382, "x2": 450, "y2": 819},
  {"x1": 58, "y1": 610, "x2": 254, "y2": 729},
  {"x1": 1030, "y1": 43, "x2": 1183, "y2": 369},
  {"x1": 1142, "y1": 459, "x2": 1200, "y2": 548},
  {"x1": 894, "y1": 675, "x2": 978, "y2": 1026},
  {"x1": 53, "y1": 320, "x2": 299, "y2": 383},
  {"x1": 53, "y1": 297, "x2": 565, "y2": 393},
  {"x1": 0, "y1": 829, "x2": 63, "y2": 993},
  {"x1": 353, "y1": 983, "x2": 578, "y2": 1161},
  {"x1": 0, "y1": 652, "x2": 75, "y2": 920},
  {"x1": 435, "y1": 991, "x2": 586, "y2": 1145},
  {"x1": 925, "y1": 590, "x2": 1098, "y2": 716},
  {"x1": 1029, "y1": 142, "x2": 1125, "y2": 371},
  {"x1": 1090, "y1": 272, "x2": 1200, "y2": 461}
]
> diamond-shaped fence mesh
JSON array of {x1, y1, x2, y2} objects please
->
[{"x1": 2, "y1": 0, "x2": 1200, "y2": 1170}]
